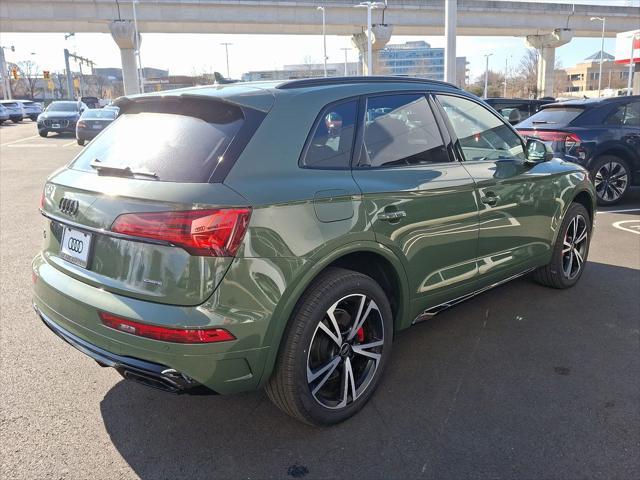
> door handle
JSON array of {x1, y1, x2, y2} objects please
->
[
  {"x1": 378, "y1": 210, "x2": 407, "y2": 221},
  {"x1": 480, "y1": 195, "x2": 500, "y2": 206}
]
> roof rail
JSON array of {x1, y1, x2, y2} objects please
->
[{"x1": 276, "y1": 76, "x2": 461, "y2": 90}]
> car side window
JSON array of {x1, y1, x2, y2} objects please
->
[
  {"x1": 437, "y1": 95, "x2": 525, "y2": 162},
  {"x1": 302, "y1": 100, "x2": 358, "y2": 169},
  {"x1": 608, "y1": 101, "x2": 640, "y2": 127},
  {"x1": 360, "y1": 94, "x2": 449, "y2": 168}
]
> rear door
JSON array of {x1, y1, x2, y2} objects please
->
[
  {"x1": 435, "y1": 93, "x2": 557, "y2": 288},
  {"x1": 41, "y1": 96, "x2": 263, "y2": 306},
  {"x1": 351, "y1": 92, "x2": 479, "y2": 317}
]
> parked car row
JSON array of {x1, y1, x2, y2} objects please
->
[
  {"x1": 0, "y1": 99, "x2": 43, "y2": 124},
  {"x1": 35, "y1": 100, "x2": 118, "y2": 144}
]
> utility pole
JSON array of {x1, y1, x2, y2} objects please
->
[
  {"x1": 503, "y1": 55, "x2": 511, "y2": 98},
  {"x1": 64, "y1": 49, "x2": 96, "y2": 99},
  {"x1": 483, "y1": 53, "x2": 493, "y2": 98},
  {"x1": 590, "y1": 17, "x2": 605, "y2": 97},
  {"x1": 0, "y1": 45, "x2": 14, "y2": 100},
  {"x1": 318, "y1": 6, "x2": 328, "y2": 77},
  {"x1": 221, "y1": 43, "x2": 232, "y2": 78},
  {"x1": 341, "y1": 47, "x2": 350, "y2": 76}
]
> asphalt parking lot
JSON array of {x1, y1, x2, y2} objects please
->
[{"x1": 1, "y1": 121, "x2": 639, "y2": 480}]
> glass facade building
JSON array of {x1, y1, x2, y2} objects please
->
[{"x1": 378, "y1": 41, "x2": 445, "y2": 79}]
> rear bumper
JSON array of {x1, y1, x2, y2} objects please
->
[
  {"x1": 35, "y1": 304, "x2": 213, "y2": 394},
  {"x1": 32, "y1": 253, "x2": 275, "y2": 394}
]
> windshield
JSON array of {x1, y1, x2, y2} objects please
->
[
  {"x1": 81, "y1": 109, "x2": 117, "y2": 119},
  {"x1": 518, "y1": 107, "x2": 584, "y2": 127},
  {"x1": 46, "y1": 102, "x2": 79, "y2": 112},
  {"x1": 70, "y1": 98, "x2": 247, "y2": 183}
]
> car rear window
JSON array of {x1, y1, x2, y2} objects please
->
[
  {"x1": 81, "y1": 109, "x2": 117, "y2": 119},
  {"x1": 518, "y1": 107, "x2": 584, "y2": 127},
  {"x1": 70, "y1": 97, "x2": 249, "y2": 183}
]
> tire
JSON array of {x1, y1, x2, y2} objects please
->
[
  {"x1": 77, "y1": 138, "x2": 85, "y2": 146},
  {"x1": 11, "y1": 118, "x2": 21, "y2": 124},
  {"x1": 266, "y1": 267, "x2": 393, "y2": 426},
  {"x1": 30, "y1": 115, "x2": 38, "y2": 121},
  {"x1": 590, "y1": 155, "x2": 630, "y2": 206},
  {"x1": 38, "y1": 130, "x2": 48, "y2": 138},
  {"x1": 533, "y1": 203, "x2": 591, "y2": 289}
]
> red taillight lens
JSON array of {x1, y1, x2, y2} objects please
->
[
  {"x1": 39, "y1": 191, "x2": 45, "y2": 209},
  {"x1": 517, "y1": 130, "x2": 581, "y2": 149},
  {"x1": 111, "y1": 208, "x2": 251, "y2": 256},
  {"x1": 99, "y1": 312, "x2": 235, "y2": 343}
]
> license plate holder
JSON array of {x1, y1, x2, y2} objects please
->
[
  {"x1": 60, "y1": 226, "x2": 92, "y2": 269},
  {"x1": 52, "y1": 123, "x2": 61, "y2": 129}
]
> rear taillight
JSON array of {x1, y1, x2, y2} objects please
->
[
  {"x1": 518, "y1": 130, "x2": 581, "y2": 150},
  {"x1": 77, "y1": 121, "x2": 87, "y2": 128},
  {"x1": 39, "y1": 191, "x2": 44, "y2": 209},
  {"x1": 111, "y1": 208, "x2": 251, "y2": 257},
  {"x1": 99, "y1": 312, "x2": 235, "y2": 343}
]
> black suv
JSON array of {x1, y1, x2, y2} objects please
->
[
  {"x1": 485, "y1": 98, "x2": 555, "y2": 125},
  {"x1": 517, "y1": 96, "x2": 640, "y2": 205}
]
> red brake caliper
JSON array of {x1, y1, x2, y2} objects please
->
[{"x1": 356, "y1": 326, "x2": 365, "y2": 343}]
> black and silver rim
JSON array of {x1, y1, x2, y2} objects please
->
[
  {"x1": 594, "y1": 161, "x2": 628, "y2": 202},
  {"x1": 562, "y1": 214, "x2": 588, "y2": 280},
  {"x1": 306, "y1": 294, "x2": 384, "y2": 410}
]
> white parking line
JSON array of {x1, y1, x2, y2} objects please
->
[
  {"x1": 0, "y1": 134, "x2": 40, "y2": 147},
  {"x1": 612, "y1": 220, "x2": 640, "y2": 235},
  {"x1": 6, "y1": 144, "x2": 57, "y2": 148},
  {"x1": 62, "y1": 141, "x2": 78, "y2": 147},
  {"x1": 597, "y1": 208, "x2": 640, "y2": 214}
]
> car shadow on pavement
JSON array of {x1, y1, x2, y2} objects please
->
[{"x1": 100, "y1": 261, "x2": 640, "y2": 480}]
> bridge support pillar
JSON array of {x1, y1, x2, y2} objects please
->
[
  {"x1": 525, "y1": 28, "x2": 573, "y2": 98},
  {"x1": 352, "y1": 24, "x2": 393, "y2": 76},
  {"x1": 109, "y1": 20, "x2": 141, "y2": 95}
]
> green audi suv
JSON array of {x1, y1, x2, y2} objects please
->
[{"x1": 33, "y1": 77, "x2": 596, "y2": 425}]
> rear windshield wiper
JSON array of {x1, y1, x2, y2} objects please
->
[
  {"x1": 532, "y1": 120, "x2": 556, "y2": 124},
  {"x1": 90, "y1": 159, "x2": 158, "y2": 179}
]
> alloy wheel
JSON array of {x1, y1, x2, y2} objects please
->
[
  {"x1": 306, "y1": 294, "x2": 385, "y2": 410},
  {"x1": 562, "y1": 214, "x2": 588, "y2": 280},
  {"x1": 594, "y1": 161, "x2": 628, "y2": 203}
]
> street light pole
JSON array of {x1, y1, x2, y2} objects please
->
[
  {"x1": 341, "y1": 47, "x2": 350, "y2": 76},
  {"x1": 591, "y1": 16, "x2": 605, "y2": 97},
  {"x1": 354, "y1": 2, "x2": 384, "y2": 76},
  {"x1": 221, "y1": 43, "x2": 232, "y2": 78},
  {"x1": 483, "y1": 53, "x2": 493, "y2": 98},
  {"x1": 318, "y1": 6, "x2": 327, "y2": 77}
]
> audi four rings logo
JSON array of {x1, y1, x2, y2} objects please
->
[
  {"x1": 67, "y1": 237, "x2": 84, "y2": 253},
  {"x1": 59, "y1": 197, "x2": 79, "y2": 216}
]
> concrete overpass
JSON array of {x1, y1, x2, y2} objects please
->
[{"x1": 2, "y1": 0, "x2": 639, "y2": 96}]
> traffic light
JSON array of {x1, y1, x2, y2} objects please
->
[
  {"x1": 43, "y1": 70, "x2": 50, "y2": 79},
  {"x1": 11, "y1": 67, "x2": 18, "y2": 80}
]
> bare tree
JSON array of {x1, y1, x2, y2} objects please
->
[
  {"x1": 94, "y1": 75, "x2": 108, "y2": 98},
  {"x1": 516, "y1": 49, "x2": 539, "y2": 98},
  {"x1": 17, "y1": 60, "x2": 41, "y2": 100}
]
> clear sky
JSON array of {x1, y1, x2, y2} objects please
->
[{"x1": 1, "y1": 0, "x2": 636, "y2": 82}]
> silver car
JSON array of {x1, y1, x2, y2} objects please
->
[
  {"x1": 0, "y1": 100, "x2": 24, "y2": 123},
  {"x1": 0, "y1": 104, "x2": 10, "y2": 124},
  {"x1": 17, "y1": 100, "x2": 43, "y2": 121}
]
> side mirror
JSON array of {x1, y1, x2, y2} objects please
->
[{"x1": 525, "y1": 138, "x2": 553, "y2": 163}]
